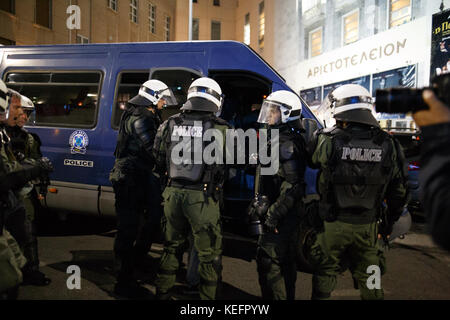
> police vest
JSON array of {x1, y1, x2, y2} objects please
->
[
  {"x1": 324, "y1": 126, "x2": 393, "y2": 215},
  {"x1": 166, "y1": 112, "x2": 224, "y2": 184}
]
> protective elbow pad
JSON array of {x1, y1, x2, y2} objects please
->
[{"x1": 134, "y1": 117, "x2": 156, "y2": 154}]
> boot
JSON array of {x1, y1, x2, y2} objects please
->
[
  {"x1": 114, "y1": 280, "x2": 151, "y2": 299},
  {"x1": 22, "y1": 270, "x2": 51, "y2": 286},
  {"x1": 155, "y1": 289, "x2": 172, "y2": 300}
]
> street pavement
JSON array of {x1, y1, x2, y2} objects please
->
[{"x1": 16, "y1": 213, "x2": 450, "y2": 300}]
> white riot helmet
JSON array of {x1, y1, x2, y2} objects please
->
[
  {"x1": 20, "y1": 95, "x2": 36, "y2": 125},
  {"x1": 20, "y1": 95, "x2": 35, "y2": 115},
  {"x1": 317, "y1": 84, "x2": 379, "y2": 128},
  {"x1": 0, "y1": 79, "x2": 10, "y2": 122},
  {"x1": 257, "y1": 90, "x2": 303, "y2": 126},
  {"x1": 182, "y1": 77, "x2": 224, "y2": 113},
  {"x1": 129, "y1": 79, "x2": 178, "y2": 107}
]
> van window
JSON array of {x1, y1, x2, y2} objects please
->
[
  {"x1": 150, "y1": 69, "x2": 201, "y2": 107},
  {"x1": 5, "y1": 71, "x2": 102, "y2": 128},
  {"x1": 112, "y1": 69, "x2": 202, "y2": 129},
  {"x1": 111, "y1": 71, "x2": 150, "y2": 129}
]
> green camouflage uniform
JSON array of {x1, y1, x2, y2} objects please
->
[
  {"x1": 153, "y1": 111, "x2": 230, "y2": 300},
  {"x1": 309, "y1": 125, "x2": 408, "y2": 300},
  {"x1": 7, "y1": 126, "x2": 42, "y2": 221},
  {"x1": 2, "y1": 125, "x2": 52, "y2": 286},
  {"x1": 0, "y1": 229, "x2": 27, "y2": 296}
]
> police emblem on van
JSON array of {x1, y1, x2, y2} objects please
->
[{"x1": 69, "y1": 130, "x2": 89, "y2": 154}]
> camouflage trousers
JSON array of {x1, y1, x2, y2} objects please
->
[
  {"x1": 309, "y1": 220, "x2": 386, "y2": 300},
  {"x1": 155, "y1": 187, "x2": 222, "y2": 300},
  {"x1": 0, "y1": 229, "x2": 27, "y2": 294}
]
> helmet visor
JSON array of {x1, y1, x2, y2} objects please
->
[
  {"x1": 158, "y1": 87, "x2": 178, "y2": 106},
  {"x1": 315, "y1": 93, "x2": 334, "y2": 128},
  {"x1": 20, "y1": 103, "x2": 35, "y2": 115},
  {"x1": 257, "y1": 101, "x2": 283, "y2": 125}
]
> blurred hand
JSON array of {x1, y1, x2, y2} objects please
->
[
  {"x1": 37, "y1": 157, "x2": 54, "y2": 173},
  {"x1": 413, "y1": 90, "x2": 450, "y2": 127},
  {"x1": 264, "y1": 214, "x2": 279, "y2": 235}
]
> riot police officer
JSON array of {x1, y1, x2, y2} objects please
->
[
  {"x1": 3, "y1": 90, "x2": 52, "y2": 286},
  {"x1": 110, "y1": 79, "x2": 177, "y2": 299},
  {"x1": 5, "y1": 94, "x2": 50, "y2": 286},
  {"x1": 250, "y1": 90, "x2": 307, "y2": 300},
  {"x1": 0, "y1": 80, "x2": 53, "y2": 298},
  {"x1": 153, "y1": 77, "x2": 230, "y2": 300},
  {"x1": 308, "y1": 84, "x2": 408, "y2": 300}
]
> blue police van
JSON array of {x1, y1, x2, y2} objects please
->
[{"x1": 0, "y1": 41, "x2": 318, "y2": 223}]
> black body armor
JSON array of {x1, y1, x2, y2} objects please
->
[{"x1": 323, "y1": 125, "x2": 394, "y2": 218}]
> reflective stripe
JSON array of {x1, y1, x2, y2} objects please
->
[
  {"x1": 334, "y1": 95, "x2": 372, "y2": 108},
  {"x1": 188, "y1": 86, "x2": 223, "y2": 102},
  {"x1": 141, "y1": 86, "x2": 160, "y2": 97}
]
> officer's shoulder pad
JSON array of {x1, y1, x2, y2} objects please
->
[{"x1": 280, "y1": 140, "x2": 296, "y2": 161}]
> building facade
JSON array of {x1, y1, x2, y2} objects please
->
[
  {"x1": 272, "y1": 0, "x2": 450, "y2": 112},
  {"x1": 173, "y1": 0, "x2": 274, "y2": 65},
  {"x1": 0, "y1": 0, "x2": 274, "y2": 64},
  {"x1": 0, "y1": 0, "x2": 177, "y2": 45}
]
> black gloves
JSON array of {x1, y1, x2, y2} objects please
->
[
  {"x1": 264, "y1": 212, "x2": 279, "y2": 234},
  {"x1": 247, "y1": 195, "x2": 280, "y2": 234},
  {"x1": 36, "y1": 157, "x2": 54, "y2": 174},
  {"x1": 251, "y1": 195, "x2": 270, "y2": 218}
]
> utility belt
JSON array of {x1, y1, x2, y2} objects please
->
[
  {"x1": 168, "y1": 179, "x2": 206, "y2": 191},
  {"x1": 168, "y1": 179, "x2": 222, "y2": 203},
  {"x1": 318, "y1": 202, "x2": 379, "y2": 224}
]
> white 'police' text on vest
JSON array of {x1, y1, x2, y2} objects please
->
[{"x1": 341, "y1": 147, "x2": 382, "y2": 162}]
